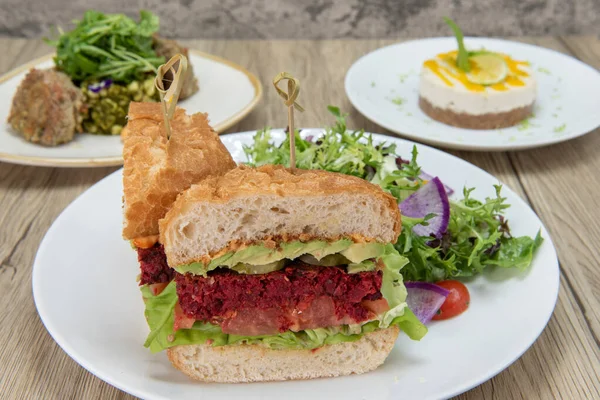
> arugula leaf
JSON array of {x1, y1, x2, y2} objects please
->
[{"x1": 443, "y1": 17, "x2": 470, "y2": 72}]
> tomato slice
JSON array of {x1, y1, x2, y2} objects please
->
[
  {"x1": 173, "y1": 302, "x2": 196, "y2": 331},
  {"x1": 149, "y1": 282, "x2": 169, "y2": 296},
  {"x1": 432, "y1": 280, "x2": 470, "y2": 320}
]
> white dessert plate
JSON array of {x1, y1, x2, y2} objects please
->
[
  {"x1": 345, "y1": 37, "x2": 600, "y2": 151},
  {"x1": 0, "y1": 51, "x2": 262, "y2": 167},
  {"x1": 33, "y1": 129, "x2": 559, "y2": 400}
]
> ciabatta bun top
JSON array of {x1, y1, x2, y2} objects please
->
[
  {"x1": 160, "y1": 165, "x2": 401, "y2": 267},
  {"x1": 122, "y1": 102, "x2": 236, "y2": 240}
]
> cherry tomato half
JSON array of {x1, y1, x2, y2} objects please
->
[{"x1": 432, "y1": 280, "x2": 470, "y2": 320}]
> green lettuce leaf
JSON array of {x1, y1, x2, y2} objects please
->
[
  {"x1": 484, "y1": 230, "x2": 543, "y2": 269},
  {"x1": 379, "y1": 244, "x2": 409, "y2": 327}
]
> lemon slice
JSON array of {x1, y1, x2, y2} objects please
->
[{"x1": 466, "y1": 53, "x2": 508, "y2": 85}]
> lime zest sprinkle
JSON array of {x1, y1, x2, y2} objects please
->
[
  {"x1": 553, "y1": 124, "x2": 566, "y2": 133},
  {"x1": 390, "y1": 97, "x2": 405, "y2": 106},
  {"x1": 537, "y1": 67, "x2": 551, "y2": 74},
  {"x1": 371, "y1": 81, "x2": 376, "y2": 87},
  {"x1": 517, "y1": 118, "x2": 538, "y2": 131}
]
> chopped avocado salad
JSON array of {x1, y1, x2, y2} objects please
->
[{"x1": 243, "y1": 106, "x2": 543, "y2": 282}]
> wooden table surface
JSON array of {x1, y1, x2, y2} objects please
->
[{"x1": 1, "y1": 36, "x2": 599, "y2": 399}]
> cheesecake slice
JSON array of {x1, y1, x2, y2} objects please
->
[{"x1": 419, "y1": 19, "x2": 536, "y2": 130}]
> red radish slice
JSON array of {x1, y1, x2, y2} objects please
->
[
  {"x1": 405, "y1": 281, "x2": 450, "y2": 324},
  {"x1": 400, "y1": 177, "x2": 450, "y2": 238}
]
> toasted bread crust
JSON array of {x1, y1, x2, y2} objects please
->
[
  {"x1": 160, "y1": 164, "x2": 401, "y2": 240},
  {"x1": 122, "y1": 102, "x2": 236, "y2": 240},
  {"x1": 167, "y1": 326, "x2": 399, "y2": 382}
]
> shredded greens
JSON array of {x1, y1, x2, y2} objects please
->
[
  {"x1": 45, "y1": 10, "x2": 164, "y2": 83},
  {"x1": 243, "y1": 106, "x2": 542, "y2": 282}
]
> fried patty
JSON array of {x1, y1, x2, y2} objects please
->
[{"x1": 8, "y1": 68, "x2": 84, "y2": 146}]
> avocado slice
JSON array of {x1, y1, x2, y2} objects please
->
[
  {"x1": 176, "y1": 240, "x2": 386, "y2": 275},
  {"x1": 299, "y1": 253, "x2": 352, "y2": 266},
  {"x1": 231, "y1": 259, "x2": 287, "y2": 274},
  {"x1": 340, "y1": 242, "x2": 386, "y2": 263}
]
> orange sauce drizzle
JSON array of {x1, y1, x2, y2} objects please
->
[
  {"x1": 490, "y1": 83, "x2": 508, "y2": 91},
  {"x1": 505, "y1": 75, "x2": 525, "y2": 86},
  {"x1": 423, "y1": 60, "x2": 454, "y2": 86},
  {"x1": 423, "y1": 50, "x2": 530, "y2": 92}
]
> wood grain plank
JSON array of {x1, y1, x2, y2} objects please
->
[
  {"x1": 0, "y1": 38, "x2": 30, "y2": 72},
  {"x1": 503, "y1": 36, "x2": 600, "y2": 341},
  {"x1": 560, "y1": 35, "x2": 600, "y2": 69},
  {"x1": 0, "y1": 38, "x2": 598, "y2": 400}
]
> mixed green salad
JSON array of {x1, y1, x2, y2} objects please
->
[{"x1": 244, "y1": 106, "x2": 543, "y2": 283}]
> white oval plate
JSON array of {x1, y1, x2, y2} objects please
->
[
  {"x1": 0, "y1": 51, "x2": 262, "y2": 167},
  {"x1": 33, "y1": 130, "x2": 559, "y2": 400},
  {"x1": 345, "y1": 38, "x2": 600, "y2": 151}
]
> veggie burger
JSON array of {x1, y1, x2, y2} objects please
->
[{"x1": 123, "y1": 102, "x2": 426, "y2": 382}]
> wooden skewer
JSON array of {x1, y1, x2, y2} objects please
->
[
  {"x1": 272, "y1": 72, "x2": 304, "y2": 171},
  {"x1": 154, "y1": 54, "x2": 188, "y2": 139}
]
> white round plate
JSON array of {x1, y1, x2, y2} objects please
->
[
  {"x1": 345, "y1": 37, "x2": 600, "y2": 151},
  {"x1": 0, "y1": 51, "x2": 262, "y2": 167},
  {"x1": 33, "y1": 130, "x2": 559, "y2": 400}
]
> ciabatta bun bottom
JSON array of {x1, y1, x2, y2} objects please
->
[{"x1": 167, "y1": 326, "x2": 399, "y2": 383}]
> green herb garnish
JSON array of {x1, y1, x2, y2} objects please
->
[
  {"x1": 443, "y1": 17, "x2": 470, "y2": 72},
  {"x1": 45, "y1": 10, "x2": 165, "y2": 83}
]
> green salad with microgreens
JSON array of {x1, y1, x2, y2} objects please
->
[
  {"x1": 243, "y1": 106, "x2": 542, "y2": 283},
  {"x1": 43, "y1": 10, "x2": 170, "y2": 135},
  {"x1": 46, "y1": 10, "x2": 164, "y2": 83}
]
